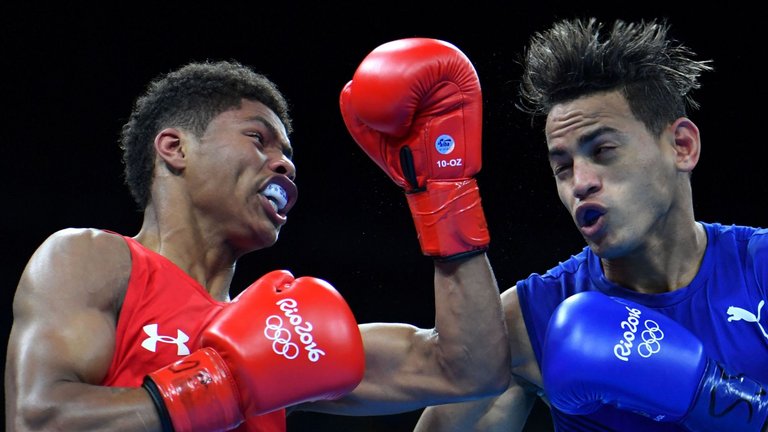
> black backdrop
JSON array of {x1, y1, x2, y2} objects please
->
[{"x1": 2, "y1": 2, "x2": 764, "y2": 430}]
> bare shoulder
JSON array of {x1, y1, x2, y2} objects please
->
[
  {"x1": 7, "y1": 229, "x2": 135, "y2": 407},
  {"x1": 500, "y1": 285, "x2": 523, "y2": 322},
  {"x1": 15, "y1": 228, "x2": 132, "y2": 313},
  {"x1": 29, "y1": 228, "x2": 131, "y2": 277}
]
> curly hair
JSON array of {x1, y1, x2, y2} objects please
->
[
  {"x1": 519, "y1": 18, "x2": 713, "y2": 136},
  {"x1": 120, "y1": 60, "x2": 292, "y2": 209}
]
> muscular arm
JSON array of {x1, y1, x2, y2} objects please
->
[
  {"x1": 413, "y1": 286, "x2": 545, "y2": 431},
  {"x1": 5, "y1": 228, "x2": 162, "y2": 431},
  {"x1": 296, "y1": 253, "x2": 511, "y2": 415}
]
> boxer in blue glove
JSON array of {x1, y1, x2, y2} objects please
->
[{"x1": 416, "y1": 17, "x2": 768, "y2": 432}]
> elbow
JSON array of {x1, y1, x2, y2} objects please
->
[
  {"x1": 13, "y1": 401, "x2": 62, "y2": 432},
  {"x1": 472, "y1": 334, "x2": 513, "y2": 397},
  {"x1": 484, "y1": 369, "x2": 513, "y2": 397},
  {"x1": 443, "y1": 342, "x2": 512, "y2": 398},
  {"x1": 452, "y1": 366, "x2": 511, "y2": 400},
  {"x1": 474, "y1": 351, "x2": 512, "y2": 397}
]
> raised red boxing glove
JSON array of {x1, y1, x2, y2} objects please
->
[
  {"x1": 340, "y1": 38, "x2": 489, "y2": 260},
  {"x1": 143, "y1": 270, "x2": 365, "y2": 432}
]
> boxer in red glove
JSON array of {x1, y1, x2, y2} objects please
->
[
  {"x1": 144, "y1": 270, "x2": 364, "y2": 432},
  {"x1": 6, "y1": 41, "x2": 509, "y2": 432}
]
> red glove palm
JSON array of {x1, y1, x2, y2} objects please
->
[{"x1": 340, "y1": 38, "x2": 489, "y2": 259}]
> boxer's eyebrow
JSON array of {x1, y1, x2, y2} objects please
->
[
  {"x1": 245, "y1": 115, "x2": 293, "y2": 159},
  {"x1": 548, "y1": 126, "x2": 620, "y2": 159}
]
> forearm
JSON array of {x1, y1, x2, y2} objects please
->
[
  {"x1": 292, "y1": 255, "x2": 508, "y2": 416},
  {"x1": 433, "y1": 253, "x2": 510, "y2": 395},
  {"x1": 8, "y1": 383, "x2": 161, "y2": 432}
]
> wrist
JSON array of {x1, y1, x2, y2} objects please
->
[
  {"x1": 405, "y1": 178, "x2": 490, "y2": 258},
  {"x1": 143, "y1": 347, "x2": 244, "y2": 432},
  {"x1": 683, "y1": 359, "x2": 768, "y2": 432}
]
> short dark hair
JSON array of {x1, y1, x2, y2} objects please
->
[
  {"x1": 120, "y1": 60, "x2": 292, "y2": 209},
  {"x1": 519, "y1": 18, "x2": 713, "y2": 136}
]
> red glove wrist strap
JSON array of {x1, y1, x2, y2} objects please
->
[
  {"x1": 144, "y1": 347, "x2": 244, "y2": 432},
  {"x1": 405, "y1": 178, "x2": 490, "y2": 258}
]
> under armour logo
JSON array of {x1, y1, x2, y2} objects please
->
[
  {"x1": 141, "y1": 323, "x2": 190, "y2": 355},
  {"x1": 727, "y1": 300, "x2": 768, "y2": 339}
]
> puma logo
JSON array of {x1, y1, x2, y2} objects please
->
[{"x1": 727, "y1": 300, "x2": 768, "y2": 339}]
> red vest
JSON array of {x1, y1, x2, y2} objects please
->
[{"x1": 101, "y1": 233, "x2": 285, "y2": 431}]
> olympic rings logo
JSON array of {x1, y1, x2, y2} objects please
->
[
  {"x1": 264, "y1": 315, "x2": 300, "y2": 360},
  {"x1": 637, "y1": 319, "x2": 664, "y2": 358}
]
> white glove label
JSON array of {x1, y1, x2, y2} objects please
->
[
  {"x1": 612, "y1": 306, "x2": 664, "y2": 361},
  {"x1": 435, "y1": 134, "x2": 455, "y2": 154},
  {"x1": 436, "y1": 158, "x2": 463, "y2": 168},
  {"x1": 264, "y1": 298, "x2": 327, "y2": 362}
]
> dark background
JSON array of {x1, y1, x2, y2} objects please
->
[{"x1": 2, "y1": 3, "x2": 763, "y2": 430}]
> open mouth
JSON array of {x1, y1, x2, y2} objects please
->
[
  {"x1": 576, "y1": 204, "x2": 606, "y2": 231},
  {"x1": 582, "y1": 209, "x2": 602, "y2": 227},
  {"x1": 262, "y1": 182, "x2": 288, "y2": 213}
]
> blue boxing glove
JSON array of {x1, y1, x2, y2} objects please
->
[{"x1": 542, "y1": 291, "x2": 768, "y2": 432}]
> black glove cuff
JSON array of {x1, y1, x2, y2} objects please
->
[
  {"x1": 143, "y1": 377, "x2": 175, "y2": 432},
  {"x1": 433, "y1": 246, "x2": 488, "y2": 263}
]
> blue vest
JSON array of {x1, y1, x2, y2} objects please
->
[{"x1": 517, "y1": 222, "x2": 768, "y2": 431}]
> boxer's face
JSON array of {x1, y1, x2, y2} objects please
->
[
  {"x1": 544, "y1": 91, "x2": 680, "y2": 258},
  {"x1": 184, "y1": 99, "x2": 297, "y2": 254}
]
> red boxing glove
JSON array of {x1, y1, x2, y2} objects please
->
[
  {"x1": 340, "y1": 38, "x2": 489, "y2": 260},
  {"x1": 143, "y1": 270, "x2": 365, "y2": 432}
]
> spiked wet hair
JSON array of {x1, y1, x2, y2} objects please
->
[{"x1": 519, "y1": 18, "x2": 713, "y2": 136}]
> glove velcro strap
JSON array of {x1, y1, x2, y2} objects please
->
[
  {"x1": 143, "y1": 347, "x2": 244, "y2": 432},
  {"x1": 405, "y1": 178, "x2": 490, "y2": 259},
  {"x1": 684, "y1": 359, "x2": 768, "y2": 432}
]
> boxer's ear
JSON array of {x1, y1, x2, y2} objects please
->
[
  {"x1": 668, "y1": 117, "x2": 700, "y2": 173},
  {"x1": 154, "y1": 128, "x2": 186, "y2": 173}
]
